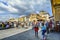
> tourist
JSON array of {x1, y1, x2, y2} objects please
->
[
  {"x1": 45, "y1": 21, "x2": 49, "y2": 34},
  {"x1": 34, "y1": 25, "x2": 39, "y2": 37},
  {"x1": 41, "y1": 23, "x2": 46, "y2": 40}
]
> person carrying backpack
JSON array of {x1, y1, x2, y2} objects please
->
[{"x1": 41, "y1": 23, "x2": 46, "y2": 40}]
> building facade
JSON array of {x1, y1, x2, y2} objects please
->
[
  {"x1": 39, "y1": 11, "x2": 50, "y2": 21},
  {"x1": 51, "y1": 0, "x2": 60, "y2": 32},
  {"x1": 51, "y1": 0, "x2": 60, "y2": 21}
]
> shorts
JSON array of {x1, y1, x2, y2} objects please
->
[{"x1": 42, "y1": 30, "x2": 46, "y2": 35}]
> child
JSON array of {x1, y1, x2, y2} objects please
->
[
  {"x1": 41, "y1": 23, "x2": 46, "y2": 40},
  {"x1": 34, "y1": 25, "x2": 39, "y2": 37}
]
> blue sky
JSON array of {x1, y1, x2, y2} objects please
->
[{"x1": 0, "y1": 0, "x2": 52, "y2": 21}]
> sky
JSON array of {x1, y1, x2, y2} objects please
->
[{"x1": 0, "y1": 0, "x2": 52, "y2": 21}]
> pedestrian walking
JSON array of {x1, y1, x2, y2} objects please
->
[
  {"x1": 41, "y1": 23, "x2": 46, "y2": 40},
  {"x1": 2, "y1": 22, "x2": 5, "y2": 29},
  {"x1": 14, "y1": 21, "x2": 17, "y2": 28},
  {"x1": 49, "y1": 20, "x2": 53, "y2": 32},
  {"x1": 6, "y1": 22, "x2": 10, "y2": 29},
  {"x1": 32, "y1": 20, "x2": 37, "y2": 29},
  {"x1": 11, "y1": 22, "x2": 14, "y2": 28},
  {"x1": 33, "y1": 20, "x2": 39, "y2": 37},
  {"x1": 45, "y1": 21, "x2": 49, "y2": 34},
  {"x1": 34, "y1": 25, "x2": 39, "y2": 37}
]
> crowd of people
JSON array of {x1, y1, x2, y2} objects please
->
[
  {"x1": 0, "y1": 21, "x2": 17, "y2": 29},
  {"x1": 32, "y1": 20, "x2": 55, "y2": 40},
  {"x1": 0, "y1": 20, "x2": 55, "y2": 40},
  {"x1": 0, "y1": 21, "x2": 33, "y2": 29},
  {"x1": 0, "y1": 20, "x2": 54, "y2": 31}
]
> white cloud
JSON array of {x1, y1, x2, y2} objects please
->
[
  {"x1": 0, "y1": 0, "x2": 51, "y2": 14},
  {"x1": 0, "y1": 0, "x2": 52, "y2": 21},
  {"x1": 19, "y1": 15, "x2": 26, "y2": 18},
  {"x1": 0, "y1": 2, "x2": 18, "y2": 13},
  {"x1": 7, "y1": 5, "x2": 18, "y2": 13}
]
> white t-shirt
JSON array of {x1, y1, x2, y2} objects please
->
[{"x1": 14, "y1": 24, "x2": 16, "y2": 27}]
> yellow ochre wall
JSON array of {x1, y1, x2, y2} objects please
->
[{"x1": 51, "y1": 0, "x2": 60, "y2": 21}]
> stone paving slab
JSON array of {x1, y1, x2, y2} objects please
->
[
  {"x1": 47, "y1": 32, "x2": 60, "y2": 40},
  {"x1": 0, "y1": 27, "x2": 32, "y2": 39},
  {"x1": 0, "y1": 27, "x2": 60, "y2": 40}
]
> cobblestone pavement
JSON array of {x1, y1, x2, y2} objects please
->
[
  {"x1": 0, "y1": 27, "x2": 60, "y2": 40},
  {"x1": 47, "y1": 32, "x2": 60, "y2": 40}
]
